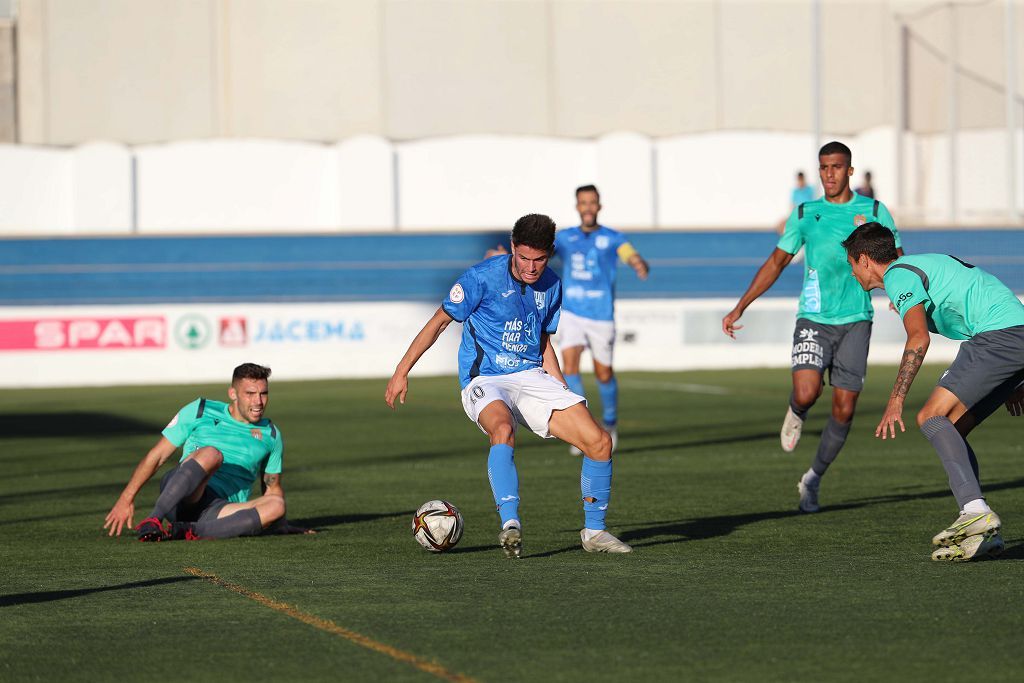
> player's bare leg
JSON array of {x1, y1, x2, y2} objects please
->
[
  {"x1": 560, "y1": 345, "x2": 588, "y2": 455},
  {"x1": 549, "y1": 405, "x2": 630, "y2": 553},
  {"x1": 478, "y1": 401, "x2": 523, "y2": 558},
  {"x1": 783, "y1": 369, "x2": 822, "y2": 452},
  {"x1": 593, "y1": 359, "x2": 618, "y2": 452}
]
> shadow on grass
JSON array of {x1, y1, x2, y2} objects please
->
[
  {"x1": 618, "y1": 476, "x2": 1024, "y2": 548},
  {"x1": 615, "y1": 430, "x2": 808, "y2": 456},
  {"x1": 292, "y1": 510, "x2": 416, "y2": 531},
  {"x1": 0, "y1": 576, "x2": 197, "y2": 607},
  {"x1": 0, "y1": 412, "x2": 162, "y2": 440}
]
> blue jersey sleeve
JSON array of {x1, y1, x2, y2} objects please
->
[
  {"x1": 442, "y1": 268, "x2": 483, "y2": 322},
  {"x1": 544, "y1": 280, "x2": 562, "y2": 334},
  {"x1": 161, "y1": 398, "x2": 203, "y2": 447}
]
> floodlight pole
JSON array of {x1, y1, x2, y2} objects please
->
[
  {"x1": 811, "y1": 0, "x2": 822, "y2": 155},
  {"x1": 1005, "y1": 0, "x2": 1019, "y2": 221},
  {"x1": 947, "y1": 2, "x2": 958, "y2": 224}
]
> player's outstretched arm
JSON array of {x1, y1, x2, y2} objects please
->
[
  {"x1": 103, "y1": 437, "x2": 178, "y2": 536},
  {"x1": 722, "y1": 247, "x2": 794, "y2": 339},
  {"x1": 627, "y1": 252, "x2": 649, "y2": 280},
  {"x1": 385, "y1": 307, "x2": 454, "y2": 409},
  {"x1": 484, "y1": 244, "x2": 509, "y2": 259},
  {"x1": 876, "y1": 304, "x2": 930, "y2": 440}
]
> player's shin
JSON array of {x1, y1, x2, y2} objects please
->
[
  {"x1": 810, "y1": 417, "x2": 851, "y2": 477},
  {"x1": 193, "y1": 508, "x2": 262, "y2": 539},
  {"x1": 150, "y1": 459, "x2": 206, "y2": 520},
  {"x1": 597, "y1": 377, "x2": 618, "y2": 427},
  {"x1": 581, "y1": 456, "x2": 612, "y2": 531},
  {"x1": 921, "y1": 416, "x2": 984, "y2": 508},
  {"x1": 487, "y1": 444, "x2": 520, "y2": 527}
]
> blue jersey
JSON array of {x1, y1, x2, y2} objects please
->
[
  {"x1": 442, "y1": 255, "x2": 562, "y2": 388},
  {"x1": 554, "y1": 226, "x2": 629, "y2": 321}
]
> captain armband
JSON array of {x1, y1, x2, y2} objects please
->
[{"x1": 617, "y1": 243, "x2": 638, "y2": 263}]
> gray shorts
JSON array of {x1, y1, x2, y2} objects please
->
[
  {"x1": 159, "y1": 466, "x2": 229, "y2": 524},
  {"x1": 939, "y1": 325, "x2": 1024, "y2": 424},
  {"x1": 791, "y1": 318, "x2": 872, "y2": 392}
]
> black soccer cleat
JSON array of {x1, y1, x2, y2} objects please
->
[
  {"x1": 169, "y1": 522, "x2": 202, "y2": 541},
  {"x1": 135, "y1": 516, "x2": 168, "y2": 542}
]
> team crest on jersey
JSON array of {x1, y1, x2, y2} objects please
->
[
  {"x1": 595, "y1": 235, "x2": 610, "y2": 250},
  {"x1": 534, "y1": 292, "x2": 545, "y2": 309},
  {"x1": 449, "y1": 283, "x2": 465, "y2": 304},
  {"x1": 251, "y1": 429, "x2": 263, "y2": 440},
  {"x1": 854, "y1": 214, "x2": 867, "y2": 227}
]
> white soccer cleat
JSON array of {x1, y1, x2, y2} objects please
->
[
  {"x1": 605, "y1": 425, "x2": 618, "y2": 453},
  {"x1": 931, "y1": 531, "x2": 1004, "y2": 562},
  {"x1": 780, "y1": 406, "x2": 804, "y2": 452},
  {"x1": 797, "y1": 473, "x2": 820, "y2": 513},
  {"x1": 498, "y1": 525, "x2": 522, "y2": 559},
  {"x1": 931, "y1": 510, "x2": 1001, "y2": 548},
  {"x1": 580, "y1": 529, "x2": 632, "y2": 554}
]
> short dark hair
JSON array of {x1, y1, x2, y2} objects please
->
[
  {"x1": 819, "y1": 140, "x2": 852, "y2": 165},
  {"x1": 232, "y1": 363, "x2": 271, "y2": 384},
  {"x1": 796, "y1": 171, "x2": 805, "y2": 180},
  {"x1": 511, "y1": 214, "x2": 556, "y2": 252},
  {"x1": 841, "y1": 222, "x2": 898, "y2": 264},
  {"x1": 575, "y1": 184, "x2": 600, "y2": 199}
]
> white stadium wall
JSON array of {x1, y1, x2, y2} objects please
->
[
  {"x1": 0, "y1": 298, "x2": 967, "y2": 389},
  {"x1": 0, "y1": 128, "x2": 1022, "y2": 235}
]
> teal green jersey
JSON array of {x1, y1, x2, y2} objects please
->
[
  {"x1": 778, "y1": 192, "x2": 901, "y2": 325},
  {"x1": 162, "y1": 398, "x2": 283, "y2": 503},
  {"x1": 883, "y1": 253, "x2": 1024, "y2": 340}
]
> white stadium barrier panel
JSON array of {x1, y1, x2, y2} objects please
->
[
  {"x1": 71, "y1": 142, "x2": 133, "y2": 234},
  {"x1": 336, "y1": 135, "x2": 396, "y2": 231},
  {"x1": 0, "y1": 144, "x2": 74, "y2": 234}
]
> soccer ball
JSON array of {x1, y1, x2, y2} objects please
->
[{"x1": 412, "y1": 500, "x2": 464, "y2": 552}]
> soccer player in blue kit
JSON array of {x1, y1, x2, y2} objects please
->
[
  {"x1": 556, "y1": 185, "x2": 649, "y2": 452},
  {"x1": 385, "y1": 214, "x2": 632, "y2": 558}
]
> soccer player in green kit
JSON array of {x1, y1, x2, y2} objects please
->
[
  {"x1": 722, "y1": 141, "x2": 902, "y2": 512},
  {"x1": 843, "y1": 222, "x2": 1024, "y2": 561},
  {"x1": 104, "y1": 363, "x2": 311, "y2": 541}
]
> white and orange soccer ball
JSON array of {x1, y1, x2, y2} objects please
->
[{"x1": 412, "y1": 500, "x2": 464, "y2": 552}]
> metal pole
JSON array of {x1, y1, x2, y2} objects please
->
[
  {"x1": 947, "y1": 2, "x2": 958, "y2": 223},
  {"x1": 1005, "y1": 0, "x2": 1019, "y2": 220},
  {"x1": 811, "y1": 0, "x2": 822, "y2": 154}
]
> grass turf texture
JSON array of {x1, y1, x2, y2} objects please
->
[{"x1": 2, "y1": 367, "x2": 1023, "y2": 682}]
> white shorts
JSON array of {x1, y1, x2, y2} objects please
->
[
  {"x1": 461, "y1": 368, "x2": 586, "y2": 439},
  {"x1": 557, "y1": 310, "x2": 616, "y2": 366}
]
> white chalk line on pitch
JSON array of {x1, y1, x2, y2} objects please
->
[
  {"x1": 622, "y1": 379, "x2": 734, "y2": 395},
  {"x1": 183, "y1": 567, "x2": 478, "y2": 683}
]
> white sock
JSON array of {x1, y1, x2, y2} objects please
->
[
  {"x1": 962, "y1": 498, "x2": 992, "y2": 514},
  {"x1": 582, "y1": 528, "x2": 603, "y2": 541},
  {"x1": 502, "y1": 519, "x2": 520, "y2": 530},
  {"x1": 802, "y1": 468, "x2": 821, "y2": 484}
]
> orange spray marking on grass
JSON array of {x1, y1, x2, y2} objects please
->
[{"x1": 183, "y1": 567, "x2": 477, "y2": 683}]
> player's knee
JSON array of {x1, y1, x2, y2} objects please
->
[
  {"x1": 189, "y1": 447, "x2": 223, "y2": 470},
  {"x1": 793, "y1": 386, "x2": 819, "y2": 408},
  {"x1": 595, "y1": 367, "x2": 614, "y2": 383},
  {"x1": 263, "y1": 495, "x2": 286, "y2": 523},
  {"x1": 916, "y1": 407, "x2": 940, "y2": 428},
  {"x1": 587, "y1": 429, "x2": 612, "y2": 461},
  {"x1": 489, "y1": 423, "x2": 516, "y2": 447},
  {"x1": 831, "y1": 404, "x2": 855, "y2": 424}
]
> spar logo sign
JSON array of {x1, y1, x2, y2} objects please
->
[{"x1": 0, "y1": 317, "x2": 166, "y2": 351}]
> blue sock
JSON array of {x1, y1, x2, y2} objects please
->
[
  {"x1": 487, "y1": 444, "x2": 520, "y2": 527},
  {"x1": 597, "y1": 376, "x2": 618, "y2": 426},
  {"x1": 581, "y1": 456, "x2": 612, "y2": 530},
  {"x1": 565, "y1": 373, "x2": 585, "y2": 399}
]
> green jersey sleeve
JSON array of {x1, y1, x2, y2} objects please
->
[
  {"x1": 884, "y1": 266, "x2": 928, "y2": 319},
  {"x1": 875, "y1": 202, "x2": 902, "y2": 249},
  {"x1": 776, "y1": 206, "x2": 804, "y2": 254},
  {"x1": 161, "y1": 398, "x2": 204, "y2": 447},
  {"x1": 265, "y1": 431, "x2": 283, "y2": 475}
]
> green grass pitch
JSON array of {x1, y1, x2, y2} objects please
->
[{"x1": 2, "y1": 366, "x2": 1023, "y2": 682}]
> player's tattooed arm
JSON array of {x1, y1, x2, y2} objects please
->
[
  {"x1": 262, "y1": 472, "x2": 281, "y2": 494},
  {"x1": 876, "y1": 304, "x2": 930, "y2": 440}
]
